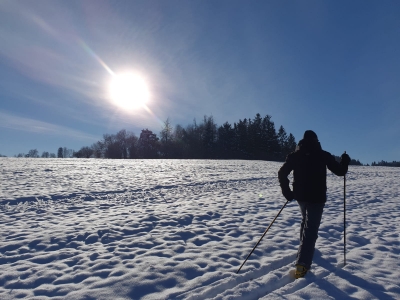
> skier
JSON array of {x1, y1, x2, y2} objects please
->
[{"x1": 278, "y1": 130, "x2": 350, "y2": 279}]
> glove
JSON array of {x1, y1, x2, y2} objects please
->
[
  {"x1": 282, "y1": 188, "x2": 294, "y2": 202},
  {"x1": 341, "y1": 152, "x2": 351, "y2": 166}
]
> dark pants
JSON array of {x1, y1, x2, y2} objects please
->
[{"x1": 296, "y1": 201, "x2": 325, "y2": 269}]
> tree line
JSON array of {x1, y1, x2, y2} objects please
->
[
  {"x1": 12, "y1": 147, "x2": 74, "y2": 159},
  {"x1": 334, "y1": 156, "x2": 363, "y2": 166},
  {"x1": 74, "y1": 113, "x2": 297, "y2": 161},
  {"x1": 371, "y1": 160, "x2": 400, "y2": 167},
  {"x1": 4, "y1": 112, "x2": 389, "y2": 165}
]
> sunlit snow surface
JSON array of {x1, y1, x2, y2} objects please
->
[{"x1": 1, "y1": 158, "x2": 399, "y2": 299}]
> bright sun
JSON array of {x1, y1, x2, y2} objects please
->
[{"x1": 109, "y1": 73, "x2": 149, "y2": 110}]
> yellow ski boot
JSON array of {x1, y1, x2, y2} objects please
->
[{"x1": 295, "y1": 264, "x2": 308, "y2": 279}]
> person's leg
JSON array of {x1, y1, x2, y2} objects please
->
[
  {"x1": 296, "y1": 202, "x2": 325, "y2": 269},
  {"x1": 296, "y1": 201, "x2": 307, "y2": 264},
  {"x1": 297, "y1": 201, "x2": 307, "y2": 241}
]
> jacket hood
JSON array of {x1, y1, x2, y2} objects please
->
[
  {"x1": 296, "y1": 138, "x2": 322, "y2": 154},
  {"x1": 303, "y1": 130, "x2": 318, "y2": 141}
]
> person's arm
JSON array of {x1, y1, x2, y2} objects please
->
[
  {"x1": 278, "y1": 154, "x2": 295, "y2": 201},
  {"x1": 326, "y1": 152, "x2": 350, "y2": 176}
]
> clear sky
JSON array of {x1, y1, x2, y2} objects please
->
[{"x1": 1, "y1": 0, "x2": 399, "y2": 164}]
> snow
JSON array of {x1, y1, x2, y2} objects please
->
[{"x1": 1, "y1": 158, "x2": 399, "y2": 299}]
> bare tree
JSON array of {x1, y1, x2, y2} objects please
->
[
  {"x1": 62, "y1": 147, "x2": 73, "y2": 158},
  {"x1": 74, "y1": 146, "x2": 94, "y2": 158},
  {"x1": 58, "y1": 147, "x2": 63, "y2": 158},
  {"x1": 28, "y1": 149, "x2": 39, "y2": 158},
  {"x1": 91, "y1": 141, "x2": 104, "y2": 158},
  {"x1": 160, "y1": 118, "x2": 174, "y2": 158},
  {"x1": 116, "y1": 129, "x2": 128, "y2": 159},
  {"x1": 126, "y1": 132, "x2": 138, "y2": 159},
  {"x1": 103, "y1": 133, "x2": 121, "y2": 159},
  {"x1": 160, "y1": 118, "x2": 173, "y2": 144}
]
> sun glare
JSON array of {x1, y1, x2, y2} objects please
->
[{"x1": 109, "y1": 73, "x2": 149, "y2": 110}]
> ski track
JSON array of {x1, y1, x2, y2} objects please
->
[
  {"x1": 176, "y1": 255, "x2": 296, "y2": 300},
  {"x1": 1, "y1": 159, "x2": 400, "y2": 299}
]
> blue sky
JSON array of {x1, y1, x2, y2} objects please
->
[{"x1": 1, "y1": 0, "x2": 399, "y2": 164}]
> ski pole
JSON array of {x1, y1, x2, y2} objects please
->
[
  {"x1": 236, "y1": 200, "x2": 289, "y2": 274},
  {"x1": 344, "y1": 173, "x2": 346, "y2": 266}
]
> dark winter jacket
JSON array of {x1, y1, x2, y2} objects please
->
[{"x1": 278, "y1": 138, "x2": 348, "y2": 203}]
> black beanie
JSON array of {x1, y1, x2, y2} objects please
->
[{"x1": 303, "y1": 130, "x2": 318, "y2": 140}]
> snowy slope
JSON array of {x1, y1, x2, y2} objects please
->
[{"x1": 1, "y1": 158, "x2": 399, "y2": 299}]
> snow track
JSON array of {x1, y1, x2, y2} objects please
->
[
  {"x1": 0, "y1": 176, "x2": 277, "y2": 212},
  {"x1": 178, "y1": 256, "x2": 297, "y2": 300}
]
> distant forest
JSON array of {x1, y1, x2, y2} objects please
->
[
  {"x1": 334, "y1": 156, "x2": 363, "y2": 166},
  {"x1": 371, "y1": 161, "x2": 400, "y2": 167},
  {"x1": 4, "y1": 113, "x2": 395, "y2": 166},
  {"x1": 11, "y1": 114, "x2": 294, "y2": 161},
  {"x1": 76, "y1": 114, "x2": 297, "y2": 162}
]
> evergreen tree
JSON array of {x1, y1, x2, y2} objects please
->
[
  {"x1": 235, "y1": 118, "x2": 249, "y2": 159},
  {"x1": 262, "y1": 115, "x2": 279, "y2": 160},
  {"x1": 249, "y1": 114, "x2": 263, "y2": 159},
  {"x1": 202, "y1": 115, "x2": 217, "y2": 159},
  {"x1": 286, "y1": 133, "x2": 297, "y2": 155},
  {"x1": 277, "y1": 125, "x2": 288, "y2": 160},
  {"x1": 217, "y1": 122, "x2": 235, "y2": 159}
]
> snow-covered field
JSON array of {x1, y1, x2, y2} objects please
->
[{"x1": 1, "y1": 158, "x2": 399, "y2": 299}]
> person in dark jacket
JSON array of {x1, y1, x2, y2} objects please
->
[{"x1": 278, "y1": 130, "x2": 350, "y2": 279}]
